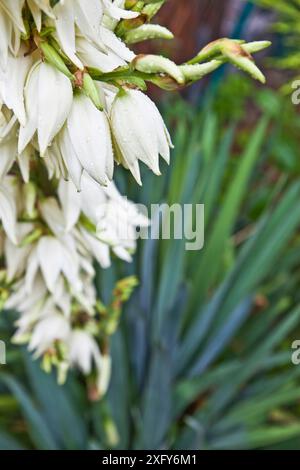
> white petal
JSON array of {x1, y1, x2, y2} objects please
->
[
  {"x1": 58, "y1": 179, "x2": 81, "y2": 231},
  {"x1": 76, "y1": 36, "x2": 125, "y2": 72},
  {"x1": 74, "y1": 0, "x2": 103, "y2": 43},
  {"x1": 37, "y1": 237, "x2": 63, "y2": 292},
  {"x1": 17, "y1": 145, "x2": 32, "y2": 182},
  {"x1": 69, "y1": 330, "x2": 101, "y2": 374},
  {"x1": 81, "y1": 229, "x2": 111, "y2": 268},
  {"x1": 0, "y1": 184, "x2": 17, "y2": 243},
  {"x1": 3, "y1": 51, "x2": 33, "y2": 126},
  {"x1": 39, "y1": 197, "x2": 66, "y2": 236},
  {"x1": 102, "y1": 0, "x2": 139, "y2": 20},
  {"x1": 0, "y1": 113, "x2": 18, "y2": 143},
  {"x1": 5, "y1": 238, "x2": 31, "y2": 281},
  {"x1": 37, "y1": 62, "x2": 73, "y2": 155},
  {"x1": 96, "y1": 354, "x2": 111, "y2": 396},
  {"x1": 113, "y1": 245, "x2": 132, "y2": 262},
  {"x1": 111, "y1": 91, "x2": 160, "y2": 177},
  {"x1": 0, "y1": 10, "x2": 11, "y2": 70},
  {"x1": 9, "y1": 23, "x2": 22, "y2": 56},
  {"x1": 27, "y1": 0, "x2": 42, "y2": 31},
  {"x1": 137, "y1": 90, "x2": 173, "y2": 163},
  {"x1": 60, "y1": 243, "x2": 81, "y2": 290},
  {"x1": 0, "y1": 0, "x2": 25, "y2": 33},
  {"x1": 101, "y1": 27, "x2": 135, "y2": 62},
  {"x1": 18, "y1": 62, "x2": 40, "y2": 154},
  {"x1": 25, "y1": 249, "x2": 39, "y2": 293},
  {"x1": 29, "y1": 314, "x2": 70, "y2": 356},
  {"x1": 67, "y1": 95, "x2": 113, "y2": 186},
  {"x1": 58, "y1": 127, "x2": 83, "y2": 190},
  {"x1": 54, "y1": 1, "x2": 83, "y2": 69},
  {"x1": 0, "y1": 139, "x2": 17, "y2": 178},
  {"x1": 33, "y1": 0, "x2": 54, "y2": 18}
]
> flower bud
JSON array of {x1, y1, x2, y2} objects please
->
[
  {"x1": 115, "y1": 14, "x2": 147, "y2": 37},
  {"x1": 132, "y1": 54, "x2": 185, "y2": 84},
  {"x1": 24, "y1": 182, "x2": 38, "y2": 219},
  {"x1": 142, "y1": 1, "x2": 166, "y2": 20},
  {"x1": 83, "y1": 73, "x2": 104, "y2": 110},
  {"x1": 180, "y1": 61, "x2": 221, "y2": 82},
  {"x1": 220, "y1": 40, "x2": 266, "y2": 83},
  {"x1": 125, "y1": 24, "x2": 173, "y2": 44},
  {"x1": 40, "y1": 42, "x2": 73, "y2": 79},
  {"x1": 242, "y1": 41, "x2": 272, "y2": 55}
]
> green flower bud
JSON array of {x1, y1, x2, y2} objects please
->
[
  {"x1": 40, "y1": 42, "x2": 73, "y2": 79},
  {"x1": 132, "y1": 54, "x2": 185, "y2": 84},
  {"x1": 220, "y1": 40, "x2": 266, "y2": 83},
  {"x1": 83, "y1": 73, "x2": 104, "y2": 110},
  {"x1": 125, "y1": 24, "x2": 173, "y2": 44},
  {"x1": 115, "y1": 14, "x2": 147, "y2": 37},
  {"x1": 180, "y1": 61, "x2": 221, "y2": 82},
  {"x1": 20, "y1": 228, "x2": 43, "y2": 247},
  {"x1": 24, "y1": 182, "x2": 37, "y2": 219},
  {"x1": 143, "y1": 1, "x2": 166, "y2": 19},
  {"x1": 242, "y1": 41, "x2": 272, "y2": 54}
]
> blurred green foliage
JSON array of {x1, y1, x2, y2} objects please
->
[
  {"x1": 2, "y1": 74, "x2": 300, "y2": 449},
  {"x1": 254, "y1": 0, "x2": 300, "y2": 85},
  {"x1": 214, "y1": 74, "x2": 300, "y2": 175}
]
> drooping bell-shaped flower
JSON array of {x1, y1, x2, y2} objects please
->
[
  {"x1": 52, "y1": 0, "x2": 137, "y2": 69},
  {"x1": 29, "y1": 312, "x2": 71, "y2": 358},
  {"x1": 0, "y1": 48, "x2": 33, "y2": 126},
  {"x1": 0, "y1": 177, "x2": 17, "y2": 243},
  {"x1": 59, "y1": 94, "x2": 114, "y2": 188},
  {"x1": 110, "y1": 89, "x2": 173, "y2": 185},
  {"x1": 68, "y1": 329, "x2": 111, "y2": 396},
  {"x1": 18, "y1": 61, "x2": 73, "y2": 155}
]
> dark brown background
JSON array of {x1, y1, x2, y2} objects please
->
[
  {"x1": 134, "y1": 1, "x2": 276, "y2": 98},
  {"x1": 136, "y1": 0, "x2": 243, "y2": 62}
]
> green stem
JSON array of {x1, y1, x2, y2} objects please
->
[{"x1": 88, "y1": 67, "x2": 156, "y2": 82}]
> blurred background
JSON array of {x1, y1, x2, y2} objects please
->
[{"x1": 2, "y1": 0, "x2": 300, "y2": 451}]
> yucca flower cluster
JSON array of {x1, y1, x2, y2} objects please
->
[{"x1": 0, "y1": 0, "x2": 270, "y2": 397}]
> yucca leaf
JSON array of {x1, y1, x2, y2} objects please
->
[
  {"x1": 0, "y1": 374, "x2": 58, "y2": 450},
  {"x1": 187, "y1": 117, "x2": 269, "y2": 315},
  {"x1": 23, "y1": 352, "x2": 87, "y2": 450}
]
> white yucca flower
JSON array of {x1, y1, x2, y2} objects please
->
[
  {"x1": 0, "y1": 105, "x2": 18, "y2": 179},
  {"x1": 2, "y1": 167, "x2": 147, "y2": 393},
  {"x1": 98, "y1": 26, "x2": 135, "y2": 62},
  {"x1": 0, "y1": 176, "x2": 19, "y2": 243},
  {"x1": 69, "y1": 330, "x2": 101, "y2": 375},
  {"x1": 58, "y1": 173, "x2": 149, "y2": 265},
  {"x1": 18, "y1": 61, "x2": 73, "y2": 155},
  {"x1": 111, "y1": 89, "x2": 173, "y2": 185},
  {"x1": 0, "y1": 184, "x2": 17, "y2": 244},
  {"x1": 51, "y1": 0, "x2": 137, "y2": 68},
  {"x1": 0, "y1": 48, "x2": 33, "y2": 126},
  {"x1": 75, "y1": 35, "x2": 129, "y2": 73},
  {"x1": 26, "y1": 1, "x2": 54, "y2": 30},
  {"x1": 0, "y1": 0, "x2": 54, "y2": 36},
  {"x1": 69, "y1": 330, "x2": 111, "y2": 396},
  {"x1": 0, "y1": 1, "x2": 24, "y2": 64},
  {"x1": 26, "y1": 235, "x2": 82, "y2": 293},
  {"x1": 0, "y1": 0, "x2": 156, "y2": 387},
  {"x1": 29, "y1": 313, "x2": 71, "y2": 357},
  {"x1": 58, "y1": 94, "x2": 114, "y2": 187},
  {"x1": 0, "y1": 0, "x2": 174, "y2": 187}
]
